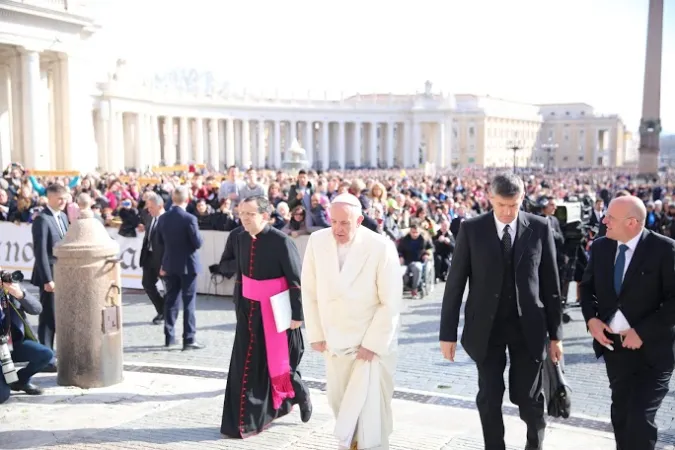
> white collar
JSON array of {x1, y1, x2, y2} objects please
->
[
  {"x1": 47, "y1": 206, "x2": 62, "y2": 217},
  {"x1": 619, "y1": 232, "x2": 642, "y2": 252},
  {"x1": 493, "y1": 213, "x2": 518, "y2": 234}
]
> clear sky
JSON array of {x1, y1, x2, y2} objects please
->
[{"x1": 87, "y1": 0, "x2": 675, "y2": 134}]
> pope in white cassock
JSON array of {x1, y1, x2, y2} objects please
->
[{"x1": 301, "y1": 193, "x2": 403, "y2": 450}]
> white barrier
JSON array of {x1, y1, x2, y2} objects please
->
[{"x1": 0, "y1": 222, "x2": 310, "y2": 297}]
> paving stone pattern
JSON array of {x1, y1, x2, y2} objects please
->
[{"x1": 23, "y1": 281, "x2": 675, "y2": 444}]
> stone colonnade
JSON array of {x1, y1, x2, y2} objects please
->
[{"x1": 95, "y1": 108, "x2": 453, "y2": 172}]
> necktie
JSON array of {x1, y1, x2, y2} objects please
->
[
  {"x1": 54, "y1": 214, "x2": 64, "y2": 238},
  {"x1": 613, "y1": 244, "x2": 629, "y2": 295},
  {"x1": 501, "y1": 224, "x2": 512, "y2": 255},
  {"x1": 148, "y1": 218, "x2": 157, "y2": 250}
]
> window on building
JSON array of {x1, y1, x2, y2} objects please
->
[
  {"x1": 468, "y1": 127, "x2": 475, "y2": 137},
  {"x1": 453, "y1": 128, "x2": 458, "y2": 138},
  {"x1": 578, "y1": 156, "x2": 584, "y2": 161}
]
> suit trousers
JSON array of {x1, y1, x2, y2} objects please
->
[
  {"x1": 603, "y1": 345, "x2": 672, "y2": 450},
  {"x1": 37, "y1": 288, "x2": 55, "y2": 354},
  {"x1": 141, "y1": 264, "x2": 165, "y2": 315},
  {"x1": 163, "y1": 274, "x2": 197, "y2": 345},
  {"x1": 475, "y1": 322, "x2": 546, "y2": 450}
]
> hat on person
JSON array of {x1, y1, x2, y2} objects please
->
[{"x1": 331, "y1": 193, "x2": 361, "y2": 208}]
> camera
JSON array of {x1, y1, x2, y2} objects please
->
[
  {"x1": 0, "y1": 335, "x2": 18, "y2": 384},
  {"x1": 0, "y1": 270, "x2": 23, "y2": 284}
]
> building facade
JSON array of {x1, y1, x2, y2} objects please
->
[
  {"x1": 93, "y1": 74, "x2": 455, "y2": 173},
  {"x1": 534, "y1": 103, "x2": 627, "y2": 169},
  {"x1": 0, "y1": 1, "x2": 97, "y2": 172},
  {"x1": 0, "y1": 2, "x2": 634, "y2": 173},
  {"x1": 660, "y1": 134, "x2": 675, "y2": 167},
  {"x1": 452, "y1": 94, "x2": 543, "y2": 168}
]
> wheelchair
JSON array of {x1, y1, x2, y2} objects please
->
[{"x1": 402, "y1": 258, "x2": 435, "y2": 299}]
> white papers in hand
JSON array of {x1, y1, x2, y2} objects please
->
[
  {"x1": 609, "y1": 310, "x2": 631, "y2": 334},
  {"x1": 270, "y1": 289, "x2": 292, "y2": 333}
]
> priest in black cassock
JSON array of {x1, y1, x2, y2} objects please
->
[{"x1": 220, "y1": 195, "x2": 312, "y2": 439}]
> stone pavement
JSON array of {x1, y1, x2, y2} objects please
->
[
  {"x1": 0, "y1": 365, "x2": 619, "y2": 450},
  {"x1": 18, "y1": 281, "x2": 675, "y2": 447}
]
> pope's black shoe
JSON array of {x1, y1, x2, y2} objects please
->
[{"x1": 300, "y1": 397, "x2": 313, "y2": 423}]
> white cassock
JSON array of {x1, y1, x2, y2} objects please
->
[{"x1": 302, "y1": 226, "x2": 403, "y2": 450}]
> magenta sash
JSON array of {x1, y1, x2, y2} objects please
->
[{"x1": 242, "y1": 274, "x2": 295, "y2": 409}]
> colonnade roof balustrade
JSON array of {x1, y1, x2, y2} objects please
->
[{"x1": 98, "y1": 66, "x2": 455, "y2": 114}]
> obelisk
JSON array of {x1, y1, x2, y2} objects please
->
[{"x1": 637, "y1": 0, "x2": 664, "y2": 178}]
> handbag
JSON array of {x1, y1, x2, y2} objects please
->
[{"x1": 542, "y1": 354, "x2": 572, "y2": 418}]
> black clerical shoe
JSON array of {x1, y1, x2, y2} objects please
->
[
  {"x1": 152, "y1": 314, "x2": 164, "y2": 325},
  {"x1": 41, "y1": 363, "x2": 57, "y2": 373},
  {"x1": 183, "y1": 341, "x2": 205, "y2": 351},
  {"x1": 10, "y1": 382, "x2": 43, "y2": 395},
  {"x1": 299, "y1": 398, "x2": 313, "y2": 423}
]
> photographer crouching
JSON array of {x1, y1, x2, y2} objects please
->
[{"x1": 0, "y1": 268, "x2": 53, "y2": 403}]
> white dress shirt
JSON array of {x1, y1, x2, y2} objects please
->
[
  {"x1": 48, "y1": 206, "x2": 65, "y2": 237},
  {"x1": 494, "y1": 214, "x2": 517, "y2": 246},
  {"x1": 609, "y1": 232, "x2": 642, "y2": 333}
]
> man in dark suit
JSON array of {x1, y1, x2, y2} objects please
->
[
  {"x1": 156, "y1": 185, "x2": 204, "y2": 350},
  {"x1": 439, "y1": 173, "x2": 563, "y2": 450},
  {"x1": 30, "y1": 183, "x2": 69, "y2": 372},
  {"x1": 580, "y1": 195, "x2": 675, "y2": 450},
  {"x1": 139, "y1": 192, "x2": 165, "y2": 325}
]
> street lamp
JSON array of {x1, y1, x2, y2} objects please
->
[
  {"x1": 507, "y1": 141, "x2": 522, "y2": 172},
  {"x1": 541, "y1": 138, "x2": 559, "y2": 172}
]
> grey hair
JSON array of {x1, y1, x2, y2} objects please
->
[
  {"x1": 172, "y1": 185, "x2": 190, "y2": 204},
  {"x1": 490, "y1": 173, "x2": 524, "y2": 198},
  {"x1": 76, "y1": 192, "x2": 92, "y2": 209},
  {"x1": 145, "y1": 192, "x2": 164, "y2": 207},
  {"x1": 241, "y1": 195, "x2": 272, "y2": 214}
]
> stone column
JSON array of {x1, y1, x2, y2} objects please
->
[
  {"x1": 54, "y1": 208, "x2": 123, "y2": 389},
  {"x1": 163, "y1": 116, "x2": 174, "y2": 164},
  {"x1": 194, "y1": 117, "x2": 204, "y2": 164},
  {"x1": 638, "y1": 0, "x2": 664, "y2": 177},
  {"x1": 107, "y1": 110, "x2": 123, "y2": 173},
  {"x1": 304, "y1": 121, "x2": 313, "y2": 168},
  {"x1": 225, "y1": 117, "x2": 235, "y2": 167},
  {"x1": 436, "y1": 122, "x2": 446, "y2": 168},
  {"x1": 289, "y1": 120, "x2": 297, "y2": 142},
  {"x1": 134, "y1": 113, "x2": 147, "y2": 170},
  {"x1": 385, "y1": 122, "x2": 395, "y2": 168},
  {"x1": 149, "y1": 115, "x2": 161, "y2": 168},
  {"x1": 0, "y1": 65, "x2": 12, "y2": 169},
  {"x1": 209, "y1": 118, "x2": 220, "y2": 170},
  {"x1": 401, "y1": 122, "x2": 410, "y2": 167},
  {"x1": 241, "y1": 119, "x2": 251, "y2": 168},
  {"x1": 256, "y1": 120, "x2": 266, "y2": 168},
  {"x1": 411, "y1": 121, "x2": 421, "y2": 168},
  {"x1": 21, "y1": 48, "x2": 49, "y2": 170},
  {"x1": 338, "y1": 121, "x2": 346, "y2": 169},
  {"x1": 179, "y1": 117, "x2": 189, "y2": 163},
  {"x1": 353, "y1": 122, "x2": 362, "y2": 167},
  {"x1": 320, "y1": 121, "x2": 329, "y2": 170},
  {"x1": 55, "y1": 53, "x2": 98, "y2": 172},
  {"x1": 368, "y1": 122, "x2": 378, "y2": 168},
  {"x1": 273, "y1": 120, "x2": 281, "y2": 168}
]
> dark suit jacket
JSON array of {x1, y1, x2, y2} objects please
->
[
  {"x1": 440, "y1": 211, "x2": 562, "y2": 363},
  {"x1": 579, "y1": 230, "x2": 675, "y2": 363},
  {"x1": 156, "y1": 206, "x2": 203, "y2": 276},
  {"x1": 139, "y1": 213, "x2": 165, "y2": 270},
  {"x1": 30, "y1": 208, "x2": 69, "y2": 287}
]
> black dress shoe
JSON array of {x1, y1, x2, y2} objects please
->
[
  {"x1": 183, "y1": 342, "x2": 205, "y2": 351},
  {"x1": 152, "y1": 314, "x2": 164, "y2": 325},
  {"x1": 299, "y1": 398, "x2": 312, "y2": 423},
  {"x1": 41, "y1": 363, "x2": 57, "y2": 373},
  {"x1": 10, "y1": 382, "x2": 43, "y2": 395}
]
